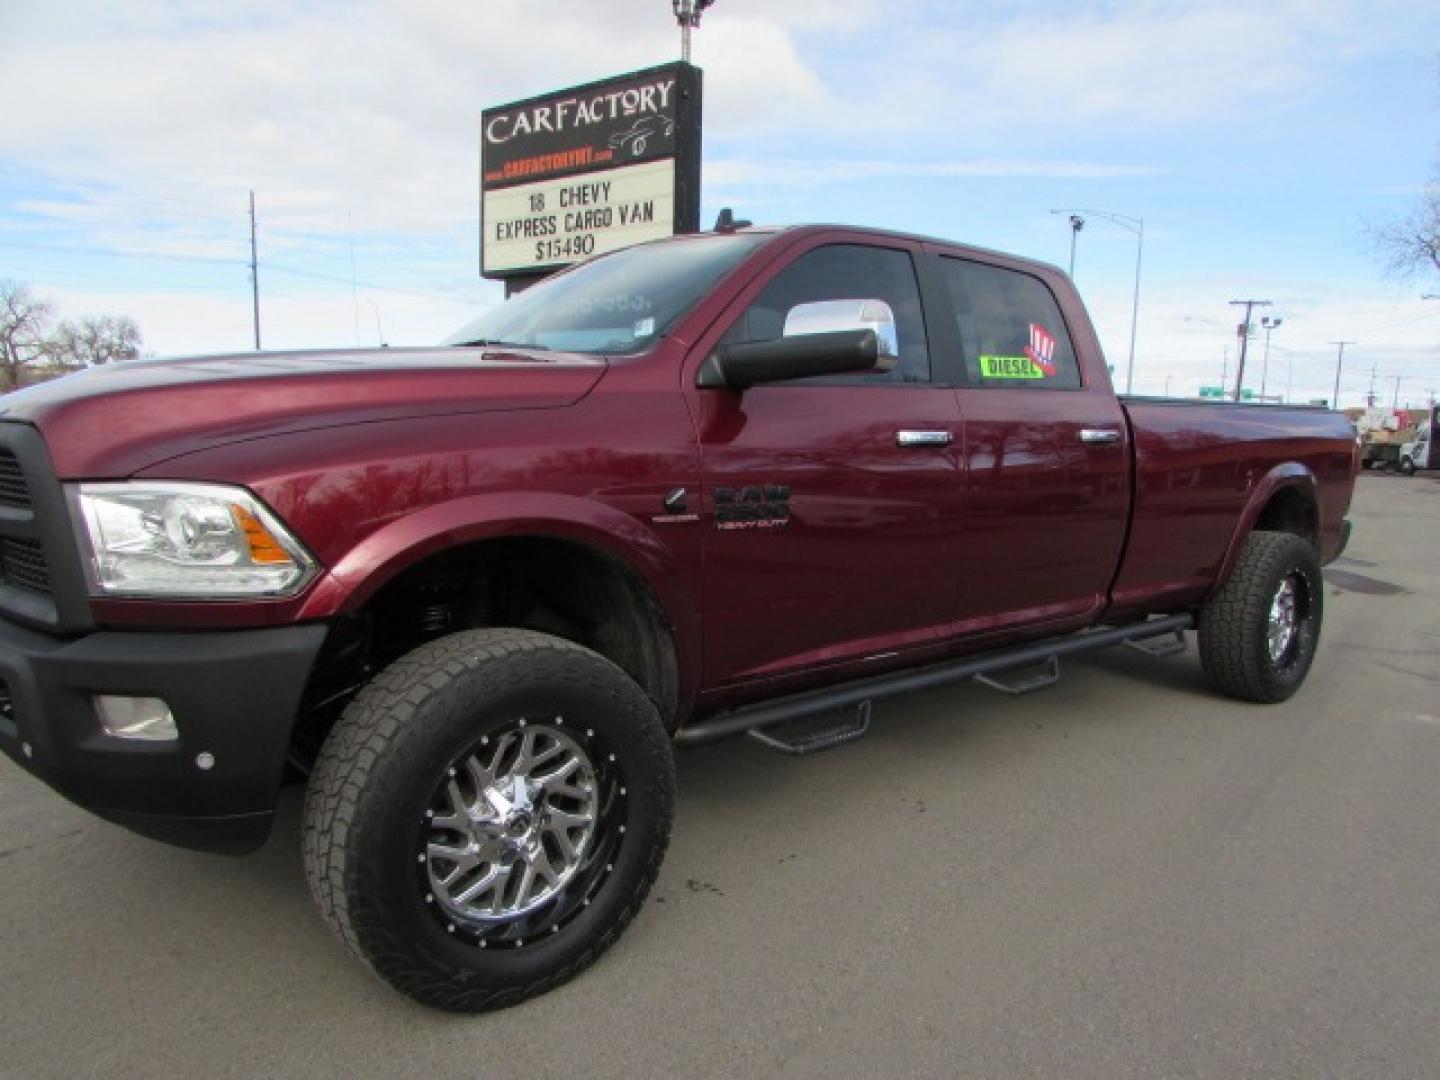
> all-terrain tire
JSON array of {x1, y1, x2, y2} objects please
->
[
  {"x1": 1198, "y1": 530, "x2": 1323, "y2": 703},
  {"x1": 302, "y1": 628, "x2": 674, "y2": 1012}
]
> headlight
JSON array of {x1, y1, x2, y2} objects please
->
[{"x1": 71, "y1": 482, "x2": 317, "y2": 598}]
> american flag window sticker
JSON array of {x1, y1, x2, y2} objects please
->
[
  {"x1": 977, "y1": 323, "x2": 1059, "y2": 380},
  {"x1": 1026, "y1": 323, "x2": 1058, "y2": 377}
]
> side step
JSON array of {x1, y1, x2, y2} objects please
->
[
  {"x1": 972, "y1": 655, "x2": 1061, "y2": 696},
  {"x1": 675, "y1": 614, "x2": 1194, "y2": 750},
  {"x1": 1124, "y1": 628, "x2": 1187, "y2": 659},
  {"x1": 747, "y1": 700, "x2": 872, "y2": 756}
]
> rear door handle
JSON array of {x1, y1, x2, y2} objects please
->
[
  {"x1": 896, "y1": 430, "x2": 953, "y2": 448},
  {"x1": 1078, "y1": 428, "x2": 1122, "y2": 445}
]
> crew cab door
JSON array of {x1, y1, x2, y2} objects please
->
[
  {"x1": 687, "y1": 238, "x2": 963, "y2": 687},
  {"x1": 927, "y1": 249, "x2": 1130, "y2": 633}
]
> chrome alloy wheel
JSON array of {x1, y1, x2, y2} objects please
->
[
  {"x1": 423, "y1": 722, "x2": 600, "y2": 926},
  {"x1": 1267, "y1": 574, "x2": 1302, "y2": 665}
]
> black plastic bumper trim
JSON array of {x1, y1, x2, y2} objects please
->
[
  {"x1": 1329, "y1": 518, "x2": 1352, "y2": 564},
  {"x1": 0, "y1": 619, "x2": 328, "y2": 854}
]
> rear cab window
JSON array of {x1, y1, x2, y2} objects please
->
[{"x1": 938, "y1": 257, "x2": 1082, "y2": 390}]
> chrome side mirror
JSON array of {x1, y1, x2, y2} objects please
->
[{"x1": 783, "y1": 299, "x2": 898, "y2": 372}]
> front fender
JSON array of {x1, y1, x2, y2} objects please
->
[
  {"x1": 1208, "y1": 463, "x2": 1319, "y2": 600},
  {"x1": 295, "y1": 491, "x2": 698, "y2": 630}
]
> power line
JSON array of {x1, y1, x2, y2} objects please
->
[
  {"x1": 0, "y1": 238, "x2": 246, "y2": 266},
  {"x1": 0, "y1": 263, "x2": 243, "y2": 292},
  {"x1": 0, "y1": 238, "x2": 478, "y2": 306},
  {"x1": 263, "y1": 263, "x2": 479, "y2": 305}
]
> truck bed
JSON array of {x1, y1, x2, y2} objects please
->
[{"x1": 1108, "y1": 397, "x2": 1357, "y2": 619}]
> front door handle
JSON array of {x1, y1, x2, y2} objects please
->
[
  {"x1": 896, "y1": 430, "x2": 953, "y2": 448},
  {"x1": 1078, "y1": 428, "x2": 1122, "y2": 445}
]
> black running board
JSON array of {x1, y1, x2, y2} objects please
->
[{"x1": 674, "y1": 614, "x2": 1195, "y2": 748}]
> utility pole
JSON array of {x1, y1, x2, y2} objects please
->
[
  {"x1": 1366, "y1": 363, "x2": 1378, "y2": 407},
  {"x1": 1229, "y1": 298, "x2": 1272, "y2": 401},
  {"x1": 249, "y1": 190, "x2": 261, "y2": 351},
  {"x1": 1220, "y1": 345, "x2": 1229, "y2": 387},
  {"x1": 1392, "y1": 376, "x2": 1402, "y2": 410},
  {"x1": 1067, "y1": 214, "x2": 1084, "y2": 276},
  {"x1": 1328, "y1": 340, "x2": 1354, "y2": 410},
  {"x1": 349, "y1": 210, "x2": 360, "y2": 347}
]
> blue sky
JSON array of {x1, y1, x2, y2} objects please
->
[{"x1": 1, "y1": 0, "x2": 1438, "y2": 407}]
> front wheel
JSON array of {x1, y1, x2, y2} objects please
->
[
  {"x1": 1400, "y1": 456, "x2": 1416, "y2": 476},
  {"x1": 1198, "y1": 531, "x2": 1323, "y2": 703},
  {"x1": 303, "y1": 629, "x2": 674, "y2": 1012}
]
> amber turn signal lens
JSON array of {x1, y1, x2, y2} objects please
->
[{"x1": 231, "y1": 504, "x2": 295, "y2": 564}]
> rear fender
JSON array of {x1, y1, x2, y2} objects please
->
[{"x1": 1208, "y1": 464, "x2": 1319, "y2": 601}]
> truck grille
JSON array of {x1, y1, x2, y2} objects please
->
[
  {"x1": 0, "y1": 538, "x2": 52, "y2": 595},
  {"x1": 0, "y1": 678, "x2": 15, "y2": 739},
  {"x1": 0, "y1": 423, "x2": 90, "y2": 632},
  {"x1": 0, "y1": 450, "x2": 31, "y2": 508}
]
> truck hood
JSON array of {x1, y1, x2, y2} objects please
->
[{"x1": 0, "y1": 346, "x2": 607, "y2": 477}]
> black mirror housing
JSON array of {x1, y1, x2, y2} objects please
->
[{"x1": 697, "y1": 329, "x2": 880, "y2": 390}]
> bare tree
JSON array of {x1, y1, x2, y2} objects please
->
[
  {"x1": 1370, "y1": 175, "x2": 1440, "y2": 281},
  {"x1": 44, "y1": 315, "x2": 144, "y2": 367},
  {"x1": 0, "y1": 280, "x2": 55, "y2": 390}
]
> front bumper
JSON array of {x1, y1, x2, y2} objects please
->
[
  {"x1": 0, "y1": 618, "x2": 327, "y2": 854},
  {"x1": 1325, "y1": 517, "x2": 1353, "y2": 565}
]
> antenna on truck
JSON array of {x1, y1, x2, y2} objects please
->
[{"x1": 713, "y1": 208, "x2": 751, "y2": 232}]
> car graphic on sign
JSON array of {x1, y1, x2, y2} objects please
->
[{"x1": 608, "y1": 114, "x2": 675, "y2": 158}]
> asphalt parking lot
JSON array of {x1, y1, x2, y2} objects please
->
[{"x1": 3, "y1": 473, "x2": 1438, "y2": 1079}]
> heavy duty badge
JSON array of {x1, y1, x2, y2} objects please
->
[{"x1": 713, "y1": 485, "x2": 791, "y2": 530}]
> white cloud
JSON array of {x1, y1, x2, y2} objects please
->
[
  {"x1": 0, "y1": 0, "x2": 1429, "y2": 364},
  {"x1": 0, "y1": 0, "x2": 1399, "y2": 243},
  {"x1": 708, "y1": 156, "x2": 1163, "y2": 192}
]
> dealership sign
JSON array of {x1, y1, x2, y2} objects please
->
[{"x1": 480, "y1": 62, "x2": 702, "y2": 280}]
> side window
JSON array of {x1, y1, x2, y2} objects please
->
[
  {"x1": 939, "y1": 257, "x2": 1082, "y2": 390},
  {"x1": 721, "y1": 244, "x2": 931, "y2": 384}
]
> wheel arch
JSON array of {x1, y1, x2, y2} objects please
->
[
  {"x1": 1209, "y1": 465, "x2": 1321, "y2": 601},
  {"x1": 296, "y1": 493, "x2": 698, "y2": 728}
]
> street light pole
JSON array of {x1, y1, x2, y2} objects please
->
[
  {"x1": 671, "y1": 0, "x2": 715, "y2": 62},
  {"x1": 1259, "y1": 315, "x2": 1282, "y2": 398},
  {"x1": 1051, "y1": 208, "x2": 1144, "y2": 392},
  {"x1": 1066, "y1": 214, "x2": 1084, "y2": 276}
]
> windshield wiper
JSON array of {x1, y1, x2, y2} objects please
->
[{"x1": 463, "y1": 339, "x2": 551, "y2": 351}]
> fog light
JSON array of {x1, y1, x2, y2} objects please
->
[{"x1": 95, "y1": 695, "x2": 177, "y2": 741}]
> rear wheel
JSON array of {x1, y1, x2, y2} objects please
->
[
  {"x1": 303, "y1": 628, "x2": 674, "y2": 1012},
  {"x1": 1400, "y1": 455, "x2": 1416, "y2": 476},
  {"x1": 1198, "y1": 530, "x2": 1323, "y2": 703}
]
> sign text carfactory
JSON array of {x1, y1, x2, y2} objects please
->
[{"x1": 481, "y1": 63, "x2": 702, "y2": 280}]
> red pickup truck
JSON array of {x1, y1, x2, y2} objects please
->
[{"x1": 0, "y1": 224, "x2": 1356, "y2": 1011}]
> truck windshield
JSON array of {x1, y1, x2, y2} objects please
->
[{"x1": 445, "y1": 233, "x2": 768, "y2": 354}]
